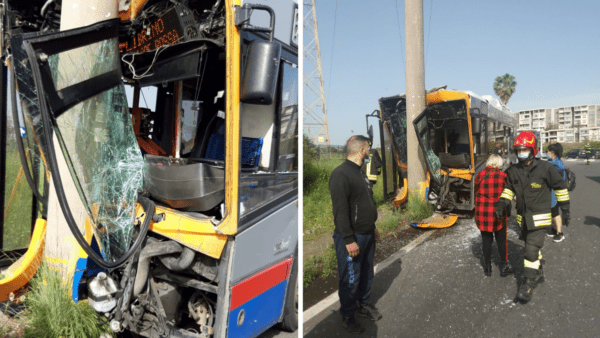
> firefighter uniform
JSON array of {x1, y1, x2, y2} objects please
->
[{"x1": 497, "y1": 158, "x2": 570, "y2": 279}]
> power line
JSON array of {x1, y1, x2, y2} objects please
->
[
  {"x1": 425, "y1": 0, "x2": 433, "y2": 70},
  {"x1": 394, "y1": 0, "x2": 405, "y2": 82},
  {"x1": 326, "y1": 0, "x2": 338, "y2": 100}
]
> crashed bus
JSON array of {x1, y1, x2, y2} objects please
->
[
  {"x1": 372, "y1": 88, "x2": 517, "y2": 227},
  {"x1": 0, "y1": 0, "x2": 298, "y2": 337}
]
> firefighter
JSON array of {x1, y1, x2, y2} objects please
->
[{"x1": 494, "y1": 131, "x2": 570, "y2": 303}]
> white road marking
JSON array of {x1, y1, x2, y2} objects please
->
[
  {"x1": 565, "y1": 158, "x2": 596, "y2": 162},
  {"x1": 302, "y1": 230, "x2": 435, "y2": 323}
]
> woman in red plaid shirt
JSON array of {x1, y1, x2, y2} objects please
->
[{"x1": 474, "y1": 154, "x2": 514, "y2": 277}]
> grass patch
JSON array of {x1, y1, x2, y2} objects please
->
[
  {"x1": 377, "y1": 209, "x2": 403, "y2": 233},
  {"x1": 404, "y1": 192, "x2": 435, "y2": 221},
  {"x1": 303, "y1": 154, "x2": 386, "y2": 241},
  {"x1": 22, "y1": 263, "x2": 113, "y2": 338},
  {"x1": 303, "y1": 156, "x2": 343, "y2": 241},
  {"x1": 303, "y1": 244, "x2": 337, "y2": 288}
]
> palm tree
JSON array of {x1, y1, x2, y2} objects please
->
[{"x1": 493, "y1": 73, "x2": 517, "y2": 106}]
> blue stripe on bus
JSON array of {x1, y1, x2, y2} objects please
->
[
  {"x1": 71, "y1": 257, "x2": 87, "y2": 302},
  {"x1": 227, "y1": 280, "x2": 288, "y2": 338}
]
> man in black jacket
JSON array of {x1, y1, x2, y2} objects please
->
[
  {"x1": 329, "y1": 135, "x2": 381, "y2": 333},
  {"x1": 495, "y1": 131, "x2": 570, "y2": 303}
]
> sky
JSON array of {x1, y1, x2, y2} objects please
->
[{"x1": 303, "y1": 0, "x2": 600, "y2": 147}]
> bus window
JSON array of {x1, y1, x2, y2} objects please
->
[
  {"x1": 475, "y1": 120, "x2": 488, "y2": 168},
  {"x1": 277, "y1": 62, "x2": 298, "y2": 172},
  {"x1": 239, "y1": 58, "x2": 298, "y2": 217}
]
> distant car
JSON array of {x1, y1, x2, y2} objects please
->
[
  {"x1": 564, "y1": 149, "x2": 587, "y2": 159},
  {"x1": 590, "y1": 148, "x2": 600, "y2": 159}
]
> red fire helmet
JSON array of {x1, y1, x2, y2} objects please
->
[{"x1": 513, "y1": 130, "x2": 538, "y2": 157}]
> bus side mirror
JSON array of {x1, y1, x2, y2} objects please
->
[
  {"x1": 470, "y1": 108, "x2": 482, "y2": 135},
  {"x1": 471, "y1": 116, "x2": 482, "y2": 135},
  {"x1": 240, "y1": 40, "x2": 281, "y2": 105},
  {"x1": 367, "y1": 125, "x2": 374, "y2": 142}
]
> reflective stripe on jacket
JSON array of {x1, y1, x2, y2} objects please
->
[{"x1": 499, "y1": 158, "x2": 569, "y2": 230}]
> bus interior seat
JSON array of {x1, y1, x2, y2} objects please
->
[
  {"x1": 438, "y1": 152, "x2": 470, "y2": 169},
  {"x1": 454, "y1": 143, "x2": 471, "y2": 154},
  {"x1": 201, "y1": 121, "x2": 264, "y2": 169}
]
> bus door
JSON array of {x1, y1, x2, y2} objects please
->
[{"x1": 377, "y1": 96, "x2": 408, "y2": 202}]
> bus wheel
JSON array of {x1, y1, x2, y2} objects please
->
[{"x1": 278, "y1": 247, "x2": 298, "y2": 332}]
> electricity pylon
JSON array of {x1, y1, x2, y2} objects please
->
[{"x1": 303, "y1": 0, "x2": 331, "y2": 154}]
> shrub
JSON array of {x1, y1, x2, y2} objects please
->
[
  {"x1": 405, "y1": 192, "x2": 434, "y2": 221},
  {"x1": 23, "y1": 264, "x2": 112, "y2": 338}
]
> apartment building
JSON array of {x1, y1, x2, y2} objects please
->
[{"x1": 516, "y1": 104, "x2": 600, "y2": 143}]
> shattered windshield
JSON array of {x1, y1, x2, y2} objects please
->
[
  {"x1": 415, "y1": 117, "x2": 442, "y2": 186},
  {"x1": 16, "y1": 35, "x2": 145, "y2": 262},
  {"x1": 388, "y1": 113, "x2": 407, "y2": 166},
  {"x1": 49, "y1": 38, "x2": 144, "y2": 261}
]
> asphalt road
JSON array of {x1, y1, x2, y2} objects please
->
[
  {"x1": 304, "y1": 159, "x2": 600, "y2": 337},
  {"x1": 260, "y1": 326, "x2": 298, "y2": 338}
]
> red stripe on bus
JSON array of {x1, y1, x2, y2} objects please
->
[{"x1": 230, "y1": 258, "x2": 293, "y2": 311}]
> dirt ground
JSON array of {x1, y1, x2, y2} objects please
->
[
  {"x1": 303, "y1": 208, "x2": 399, "y2": 261},
  {"x1": 0, "y1": 307, "x2": 26, "y2": 338}
]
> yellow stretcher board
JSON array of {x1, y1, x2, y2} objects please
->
[
  {"x1": 410, "y1": 213, "x2": 458, "y2": 229},
  {"x1": 0, "y1": 219, "x2": 47, "y2": 302}
]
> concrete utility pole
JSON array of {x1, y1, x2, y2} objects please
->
[{"x1": 405, "y1": 0, "x2": 427, "y2": 195}]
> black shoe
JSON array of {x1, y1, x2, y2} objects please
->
[
  {"x1": 553, "y1": 232, "x2": 565, "y2": 242},
  {"x1": 500, "y1": 261, "x2": 514, "y2": 277},
  {"x1": 516, "y1": 272, "x2": 543, "y2": 303},
  {"x1": 358, "y1": 303, "x2": 382, "y2": 321},
  {"x1": 484, "y1": 259, "x2": 492, "y2": 277},
  {"x1": 547, "y1": 228, "x2": 557, "y2": 237},
  {"x1": 341, "y1": 315, "x2": 365, "y2": 333}
]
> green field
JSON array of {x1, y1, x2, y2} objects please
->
[
  {"x1": 2, "y1": 143, "x2": 36, "y2": 251},
  {"x1": 303, "y1": 154, "x2": 388, "y2": 241}
]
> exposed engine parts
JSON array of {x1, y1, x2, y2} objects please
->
[
  {"x1": 188, "y1": 291, "x2": 215, "y2": 336},
  {"x1": 429, "y1": 172, "x2": 471, "y2": 213},
  {"x1": 98, "y1": 235, "x2": 219, "y2": 338},
  {"x1": 88, "y1": 272, "x2": 119, "y2": 313}
]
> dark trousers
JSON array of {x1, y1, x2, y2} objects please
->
[
  {"x1": 481, "y1": 223, "x2": 508, "y2": 262},
  {"x1": 522, "y1": 226, "x2": 546, "y2": 279},
  {"x1": 333, "y1": 230, "x2": 375, "y2": 317}
]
